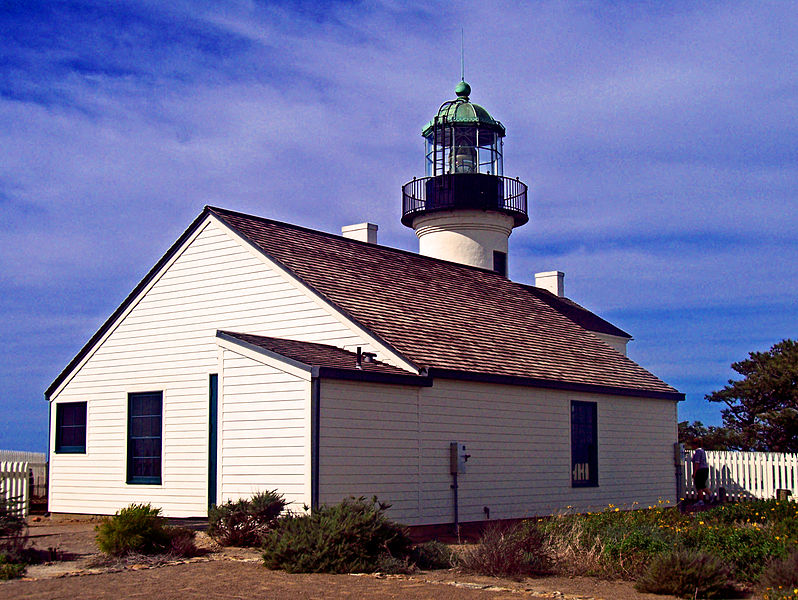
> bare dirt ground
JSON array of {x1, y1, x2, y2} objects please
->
[{"x1": 0, "y1": 517, "x2": 681, "y2": 600}]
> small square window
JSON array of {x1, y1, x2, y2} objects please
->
[{"x1": 55, "y1": 402, "x2": 87, "y2": 453}]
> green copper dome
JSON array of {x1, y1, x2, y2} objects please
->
[{"x1": 422, "y1": 81, "x2": 505, "y2": 138}]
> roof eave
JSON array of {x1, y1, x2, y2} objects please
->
[
  {"x1": 426, "y1": 368, "x2": 684, "y2": 401},
  {"x1": 521, "y1": 284, "x2": 633, "y2": 339},
  {"x1": 316, "y1": 366, "x2": 432, "y2": 387}
]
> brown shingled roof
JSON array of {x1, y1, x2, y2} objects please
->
[
  {"x1": 522, "y1": 285, "x2": 631, "y2": 339},
  {"x1": 209, "y1": 207, "x2": 680, "y2": 399},
  {"x1": 218, "y1": 331, "x2": 414, "y2": 376}
]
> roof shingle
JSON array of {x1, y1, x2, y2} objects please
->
[
  {"x1": 210, "y1": 207, "x2": 680, "y2": 398},
  {"x1": 218, "y1": 331, "x2": 413, "y2": 376}
]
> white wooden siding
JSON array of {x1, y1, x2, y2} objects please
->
[
  {"x1": 318, "y1": 379, "x2": 676, "y2": 527},
  {"x1": 420, "y1": 381, "x2": 675, "y2": 524},
  {"x1": 219, "y1": 347, "x2": 310, "y2": 509},
  {"x1": 318, "y1": 381, "x2": 421, "y2": 523},
  {"x1": 49, "y1": 218, "x2": 366, "y2": 517}
]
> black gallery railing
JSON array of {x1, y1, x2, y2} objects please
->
[{"x1": 401, "y1": 174, "x2": 528, "y2": 227}]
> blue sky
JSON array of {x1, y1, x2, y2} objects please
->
[{"x1": 1, "y1": 1, "x2": 796, "y2": 452}]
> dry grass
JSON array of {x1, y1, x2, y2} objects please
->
[
  {"x1": 457, "y1": 523, "x2": 552, "y2": 580},
  {"x1": 542, "y1": 515, "x2": 607, "y2": 577},
  {"x1": 85, "y1": 550, "x2": 200, "y2": 570}
]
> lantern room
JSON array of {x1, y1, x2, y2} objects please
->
[
  {"x1": 402, "y1": 81, "x2": 529, "y2": 274},
  {"x1": 423, "y1": 80, "x2": 505, "y2": 177}
]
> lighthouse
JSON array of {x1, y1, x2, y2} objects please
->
[{"x1": 401, "y1": 81, "x2": 528, "y2": 276}]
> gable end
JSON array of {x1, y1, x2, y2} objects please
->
[{"x1": 45, "y1": 211, "x2": 214, "y2": 400}]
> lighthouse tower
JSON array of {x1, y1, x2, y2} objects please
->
[{"x1": 401, "y1": 81, "x2": 528, "y2": 276}]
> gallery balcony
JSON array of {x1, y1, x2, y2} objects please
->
[{"x1": 401, "y1": 174, "x2": 528, "y2": 227}]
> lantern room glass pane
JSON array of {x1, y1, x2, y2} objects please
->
[
  {"x1": 425, "y1": 135, "x2": 439, "y2": 178},
  {"x1": 425, "y1": 123, "x2": 503, "y2": 177},
  {"x1": 448, "y1": 126, "x2": 476, "y2": 174}
]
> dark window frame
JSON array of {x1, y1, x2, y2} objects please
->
[
  {"x1": 493, "y1": 250, "x2": 507, "y2": 276},
  {"x1": 127, "y1": 391, "x2": 163, "y2": 485},
  {"x1": 55, "y1": 402, "x2": 87, "y2": 454},
  {"x1": 571, "y1": 400, "x2": 598, "y2": 487}
]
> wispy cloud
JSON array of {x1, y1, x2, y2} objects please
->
[{"x1": 1, "y1": 1, "x2": 796, "y2": 449}]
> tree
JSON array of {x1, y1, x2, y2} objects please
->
[
  {"x1": 677, "y1": 420, "x2": 741, "y2": 450},
  {"x1": 706, "y1": 339, "x2": 798, "y2": 452}
]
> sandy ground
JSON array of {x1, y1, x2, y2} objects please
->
[{"x1": 0, "y1": 517, "x2": 682, "y2": 600}]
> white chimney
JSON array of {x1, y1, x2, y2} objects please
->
[
  {"x1": 341, "y1": 222, "x2": 378, "y2": 244},
  {"x1": 535, "y1": 271, "x2": 565, "y2": 297}
]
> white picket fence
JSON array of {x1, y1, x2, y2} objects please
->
[
  {"x1": 0, "y1": 462, "x2": 30, "y2": 518},
  {"x1": 681, "y1": 449, "x2": 798, "y2": 501},
  {"x1": 0, "y1": 450, "x2": 47, "y2": 499}
]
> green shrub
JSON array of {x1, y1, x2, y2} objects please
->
[
  {"x1": 536, "y1": 500, "x2": 797, "y2": 583},
  {"x1": 760, "y1": 549, "x2": 798, "y2": 599},
  {"x1": 635, "y1": 550, "x2": 737, "y2": 599},
  {"x1": 208, "y1": 490, "x2": 285, "y2": 547},
  {"x1": 704, "y1": 500, "x2": 798, "y2": 552},
  {"x1": 410, "y1": 540, "x2": 454, "y2": 570},
  {"x1": 0, "y1": 554, "x2": 25, "y2": 581},
  {"x1": 679, "y1": 522, "x2": 787, "y2": 582},
  {"x1": 96, "y1": 503, "x2": 169, "y2": 555},
  {"x1": 95, "y1": 503, "x2": 197, "y2": 557},
  {"x1": 600, "y1": 524, "x2": 673, "y2": 578},
  {"x1": 459, "y1": 523, "x2": 551, "y2": 580},
  {"x1": 261, "y1": 497, "x2": 410, "y2": 573}
]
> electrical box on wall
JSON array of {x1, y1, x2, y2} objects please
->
[{"x1": 450, "y1": 442, "x2": 470, "y2": 474}]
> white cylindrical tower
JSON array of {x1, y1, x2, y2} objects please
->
[{"x1": 401, "y1": 81, "x2": 528, "y2": 275}]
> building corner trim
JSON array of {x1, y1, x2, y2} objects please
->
[{"x1": 310, "y1": 376, "x2": 320, "y2": 511}]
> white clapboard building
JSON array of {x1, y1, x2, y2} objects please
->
[{"x1": 46, "y1": 82, "x2": 683, "y2": 525}]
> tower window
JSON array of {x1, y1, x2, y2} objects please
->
[{"x1": 493, "y1": 251, "x2": 507, "y2": 276}]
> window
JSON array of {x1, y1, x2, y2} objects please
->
[
  {"x1": 55, "y1": 402, "x2": 87, "y2": 453},
  {"x1": 127, "y1": 392, "x2": 162, "y2": 485},
  {"x1": 571, "y1": 400, "x2": 598, "y2": 487},
  {"x1": 493, "y1": 250, "x2": 507, "y2": 276}
]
